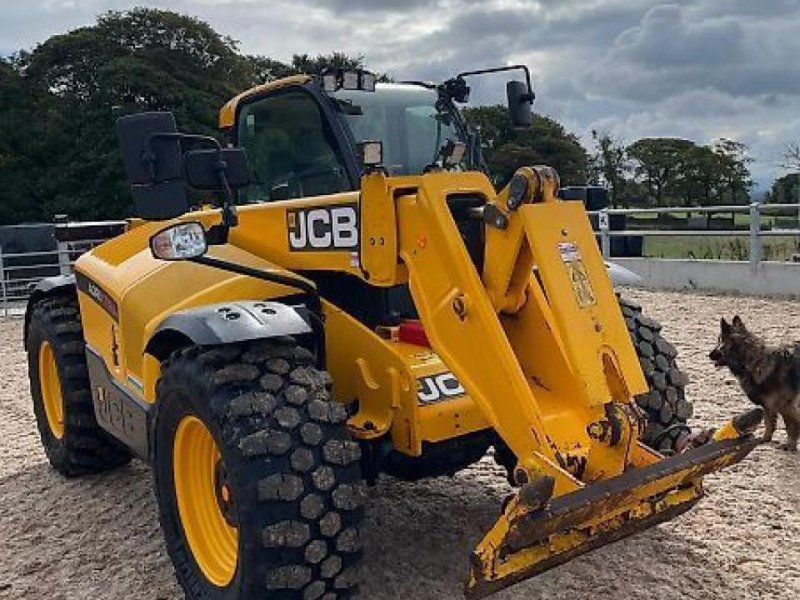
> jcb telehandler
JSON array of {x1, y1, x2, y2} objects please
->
[{"x1": 25, "y1": 66, "x2": 763, "y2": 599}]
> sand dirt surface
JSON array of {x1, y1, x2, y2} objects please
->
[{"x1": 0, "y1": 289, "x2": 798, "y2": 599}]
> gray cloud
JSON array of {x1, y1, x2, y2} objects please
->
[
  {"x1": 612, "y1": 5, "x2": 746, "y2": 67},
  {"x1": 307, "y1": 0, "x2": 438, "y2": 13},
  {"x1": 589, "y1": 4, "x2": 800, "y2": 101}
]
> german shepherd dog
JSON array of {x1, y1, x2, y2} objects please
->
[{"x1": 709, "y1": 316, "x2": 800, "y2": 452}]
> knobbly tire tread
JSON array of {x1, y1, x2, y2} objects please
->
[
  {"x1": 154, "y1": 337, "x2": 365, "y2": 600},
  {"x1": 619, "y1": 296, "x2": 693, "y2": 453},
  {"x1": 26, "y1": 295, "x2": 131, "y2": 476}
]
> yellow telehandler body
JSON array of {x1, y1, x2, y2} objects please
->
[{"x1": 25, "y1": 68, "x2": 760, "y2": 599}]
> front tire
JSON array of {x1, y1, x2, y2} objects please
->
[{"x1": 154, "y1": 338, "x2": 365, "y2": 600}]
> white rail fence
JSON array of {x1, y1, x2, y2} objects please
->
[
  {"x1": 591, "y1": 202, "x2": 800, "y2": 268},
  {"x1": 1, "y1": 203, "x2": 799, "y2": 319},
  {"x1": 591, "y1": 202, "x2": 800, "y2": 296}
]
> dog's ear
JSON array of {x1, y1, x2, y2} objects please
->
[
  {"x1": 721, "y1": 317, "x2": 731, "y2": 334},
  {"x1": 732, "y1": 315, "x2": 745, "y2": 330}
]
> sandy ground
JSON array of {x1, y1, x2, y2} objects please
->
[{"x1": 0, "y1": 289, "x2": 798, "y2": 599}]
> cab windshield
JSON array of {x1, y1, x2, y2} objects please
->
[{"x1": 332, "y1": 84, "x2": 468, "y2": 176}]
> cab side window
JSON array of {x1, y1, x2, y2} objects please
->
[{"x1": 237, "y1": 90, "x2": 350, "y2": 203}]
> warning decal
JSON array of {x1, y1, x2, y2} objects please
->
[{"x1": 558, "y1": 242, "x2": 597, "y2": 308}]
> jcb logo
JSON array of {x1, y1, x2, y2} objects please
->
[
  {"x1": 287, "y1": 204, "x2": 358, "y2": 251},
  {"x1": 417, "y1": 372, "x2": 465, "y2": 405}
]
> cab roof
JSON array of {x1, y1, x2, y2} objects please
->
[{"x1": 218, "y1": 74, "x2": 312, "y2": 129}]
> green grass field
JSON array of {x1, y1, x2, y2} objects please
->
[
  {"x1": 613, "y1": 208, "x2": 800, "y2": 260},
  {"x1": 624, "y1": 210, "x2": 800, "y2": 230},
  {"x1": 643, "y1": 235, "x2": 799, "y2": 261}
]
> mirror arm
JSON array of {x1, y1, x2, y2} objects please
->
[
  {"x1": 457, "y1": 65, "x2": 535, "y2": 101},
  {"x1": 190, "y1": 255, "x2": 319, "y2": 301},
  {"x1": 214, "y1": 160, "x2": 239, "y2": 231},
  {"x1": 146, "y1": 132, "x2": 222, "y2": 153}
]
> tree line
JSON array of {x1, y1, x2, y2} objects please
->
[
  {"x1": 589, "y1": 132, "x2": 755, "y2": 207},
  {"x1": 0, "y1": 7, "x2": 760, "y2": 225}
]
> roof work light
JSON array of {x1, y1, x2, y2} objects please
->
[{"x1": 320, "y1": 69, "x2": 378, "y2": 93}]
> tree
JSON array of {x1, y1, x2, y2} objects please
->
[
  {"x1": 589, "y1": 130, "x2": 629, "y2": 206},
  {"x1": 6, "y1": 8, "x2": 257, "y2": 222},
  {"x1": 21, "y1": 9, "x2": 252, "y2": 130},
  {"x1": 247, "y1": 52, "x2": 365, "y2": 84},
  {"x1": 781, "y1": 142, "x2": 800, "y2": 172},
  {"x1": 0, "y1": 56, "x2": 70, "y2": 224},
  {"x1": 625, "y1": 137, "x2": 751, "y2": 206},
  {"x1": 712, "y1": 138, "x2": 752, "y2": 204},
  {"x1": 245, "y1": 53, "x2": 391, "y2": 87},
  {"x1": 680, "y1": 144, "x2": 728, "y2": 205},
  {"x1": 776, "y1": 142, "x2": 800, "y2": 206},
  {"x1": 765, "y1": 173, "x2": 800, "y2": 204},
  {"x1": 463, "y1": 106, "x2": 588, "y2": 186},
  {"x1": 626, "y1": 138, "x2": 695, "y2": 206},
  {"x1": 0, "y1": 10, "x2": 384, "y2": 225}
]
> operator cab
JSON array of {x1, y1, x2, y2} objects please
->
[
  {"x1": 227, "y1": 67, "x2": 533, "y2": 207},
  {"x1": 234, "y1": 81, "x2": 473, "y2": 205}
]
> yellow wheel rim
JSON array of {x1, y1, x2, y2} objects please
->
[
  {"x1": 173, "y1": 415, "x2": 239, "y2": 587},
  {"x1": 38, "y1": 341, "x2": 65, "y2": 439}
]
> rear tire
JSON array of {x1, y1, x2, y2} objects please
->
[
  {"x1": 26, "y1": 295, "x2": 130, "y2": 476},
  {"x1": 620, "y1": 297, "x2": 692, "y2": 453},
  {"x1": 154, "y1": 337, "x2": 365, "y2": 600}
]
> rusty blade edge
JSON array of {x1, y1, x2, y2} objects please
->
[
  {"x1": 504, "y1": 435, "x2": 759, "y2": 551},
  {"x1": 465, "y1": 435, "x2": 760, "y2": 599},
  {"x1": 465, "y1": 493, "x2": 702, "y2": 600}
]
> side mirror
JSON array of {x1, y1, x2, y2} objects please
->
[
  {"x1": 117, "y1": 112, "x2": 189, "y2": 220},
  {"x1": 149, "y1": 222, "x2": 207, "y2": 261},
  {"x1": 507, "y1": 80, "x2": 534, "y2": 128},
  {"x1": 184, "y1": 148, "x2": 251, "y2": 191}
]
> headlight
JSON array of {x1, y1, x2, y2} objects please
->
[{"x1": 149, "y1": 222, "x2": 208, "y2": 261}]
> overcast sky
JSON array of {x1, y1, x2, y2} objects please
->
[{"x1": 3, "y1": 0, "x2": 800, "y2": 190}]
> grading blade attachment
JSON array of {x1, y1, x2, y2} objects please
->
[{"x1": 465, "y1": 411, "x2": 762, "y2": 599}]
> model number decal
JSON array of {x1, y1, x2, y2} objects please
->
[
  {"x1": 76, "y1": 272, "x2": 119, "y2": 321},
  {"x1": 287, "y1": 204, "x2": 358, "y2": 251},
  {"x1": 417, "y1": 372, "x2": 465, "y2": 405}
]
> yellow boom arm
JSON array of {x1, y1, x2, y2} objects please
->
[{"x1": 358, "y1": 167, "x2": 760, "y2": 596}]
